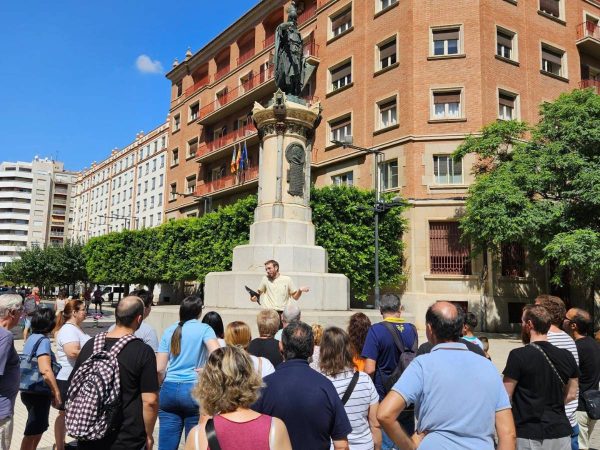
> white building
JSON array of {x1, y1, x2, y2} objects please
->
[
  {"x1": 72, "y1": 122, "x2": 169, "y2": 241},
  {"x1": 0, "y1": 158, "x2": 77, "y2": 267}
]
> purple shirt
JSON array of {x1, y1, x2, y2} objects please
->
[{"x1": 0, "y1": 327, "x2": 20, "y2": 419}]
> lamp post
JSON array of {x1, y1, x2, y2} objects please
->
[{"x1": 332, "y1": 137, "x2": 403, "y2": 308}]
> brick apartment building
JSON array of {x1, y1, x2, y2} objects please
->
[
  {"x1": 164, "y1": 0, "x2": 600, "y2": 330},
  {"x1": 72, "y1": 123, "x2": 169, "y2": 241}
]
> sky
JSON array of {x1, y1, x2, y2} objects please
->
[{"x1": 0, "y1": 0, "x2": 258, "y2": 172}]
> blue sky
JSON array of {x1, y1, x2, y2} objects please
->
[{"x1": 0, "y1": 0, "x2": 257, "y2": 171}]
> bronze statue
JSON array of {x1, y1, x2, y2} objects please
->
[
  {"x1": 274, "y1": 2, "x2": 304, "y2": 97},
  {"x1": 286, "y1": 142, "x2": 305, "y2": 197}
]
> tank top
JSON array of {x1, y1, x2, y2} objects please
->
[{"x1": 197, "y1": 414, "x2": 272, "y2": 450}]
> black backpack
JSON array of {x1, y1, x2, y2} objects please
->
[{"x1": 380, "y1": 321, "x2": 418, "y2": 393}]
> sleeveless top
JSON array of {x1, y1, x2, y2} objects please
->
[{"x1": 196, "y1": 414, "x2": 272, "y2": 450}]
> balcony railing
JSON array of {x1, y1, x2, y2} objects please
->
[
  {"x1": 215, "y1": 65, "x2": 231, "y2": 82},
  {"x1": 52, "y1": 210, "x2": 66, "y2": 216},
  {"x1": 577, "y1": 21, "x2": 600, "y2": 41},
  {"x1": 185, "y1": 75, "x2": 210, "y2": 97},
  {"x1": 237, "y1": 48, "x2": 256, "y2": 66},
  {"x1": 198, "y1": 66, "x2": 275, "y2": 120},
  {"x1": 580, "y1": 79, "x2": 600, "y2": 92},
  {"x1": 195, "y1": 166, "x2": 259, "y2": 197},
  {"x1": 50, "y1": 231, "x2": 64, "y2": 237},
  {"x1": 263, "y1": 34, "x2": 275, "y2": 49},
  {"x1": 198, "y1": 123, "x2": 257, "y2": 158},
  {"x1": 298, "y1": 3, "x2": 317, "y2": 25}
]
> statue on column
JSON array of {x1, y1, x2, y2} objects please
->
[{"x1": 274, "y1": 2, "x2": 304, "y2": 97}]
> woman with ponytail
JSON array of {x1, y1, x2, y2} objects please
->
[
  {"x1": 156, "y1": 295, "x2": 220, "y2": 450},
  {"x1": 53, "y1": 299, "x2": 90, "y2": 450}
]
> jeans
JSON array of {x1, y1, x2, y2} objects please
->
[
  {"x1": 571, "y1": 424, "x2": 579, "y2": 450},
  {"x1": 158, "y1": 381, "x2": 199, "y2": 450},
  {"x1": 381, "y1": 410, "x2": 415, "y2": 450}
]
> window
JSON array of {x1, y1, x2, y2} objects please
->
[
  {"x1": 330, "y1": 116, "x2": 352, "y2": 143},
  {"x1": 378, "y1": 38, "x2": 397, "y2": 70},
  {"x1": 378, "y1": 0, "x2": 398, "y2": 11},
  {"x1": 129, "y1": 187, "x2": 132, "y2": 199},
  {"x1": 144, "y1": 180, "x2": 148, "y2": 193},
  {"x1": 173, "y1": 114, "x2": 181, "y2": 132},
  {"x1": 143, "y1": 198, "x2": 147, "y2": 211},
  {"x1": 539, "y1": 0, "x2": 560, "y2": 18},
  {"x1": 171, "y1": 148, "x2": 179, "y2": 166},
  {"x1": 137, "y1": 182, "x2": 141, "y2": 193},
  {"x1": 496, "y1": 29, "x2": 515, "y2": 60},
  {"x1": 158, "y1": 193, "x2": 163, "y2": 206},
  {"x1": 433, "y1": 155, "x2": 463, "y2": 184},
  {"x1": 151, "y1": 177, "x2": 156, "y2": 190},
  {"x1": 330, "y1": 61, "x2": 352, "y2": 91},
  {"x1": 176, "y1": 80, "x2": 183, "y2": 97},
  {"x1": 541, "y1": 45, "x2": 565, "y2": 77},
  {"x1": 502, "y1": 243, "x2": 526, "y2": 277},
  {"x1": 498, "y1": 91, "x2": 517, "y2": 120},
  {"x1": 216, "y1": 88, "x2": 228, "y2": 106},
  {"x1": 169, "y1": 183, "x2": 177, "y2": 201},
  {"x1": 152, "y1": 159, "x2": 157, "y2": 171},
  {"x1": 150, "y1": 196, "x2": 154, "y2": 208},
  {"x1": 432, "y1": 28, "x2": 460, "y2": 56},
  {"x1": 378, "y1": 98, "x2": 397, "y2": 129},
  {"x1": 187, "y1": 138, "x2": 198, "y2": 159},
  {"x1": 145, "y1": 162, "x2": 149, "y2": 175},
  {"x1": 161, "y1": 136, "x2": 166, "y2": 149},
  {"x1": 240, "y1": 72, "x2": 253, "y2": 93},
  {"x1": 331, "y1": 6, "x2": 352, "y2": 37},
  {"x1": 186, "y1": 175, "x2": 197, "y2": 194},
  {"x1": 160, "y1": 155, "x2": 165, "y2": 168},
  {"x1": 159, "y1": 174, "x2": 164, "y2": 187},
  {"x1": 432, "y1": 90, "x2": 462, "y2": 119},
  {"x1": 332, "y1": 171, "x2": 354, "y2": 186},
  {"x1": 381, "y1": 160, "x2": 398, "y2": 190},
  {"x1": 157, "y1": 212, "x2": 162, "y2": 223},
  {"x1": 136, "y1": 201, "x2": 140, "y2": 214},
  {"x1": 189, "y1": 102, "x2": 199, "y2": 121},
  {"x1": 429, "y1": 222, "x2": 471, "y2": 275}
]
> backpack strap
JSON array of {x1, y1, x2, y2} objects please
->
[
  {"x1": 108, "y1": 334, "x2": 137, "y2": 357},
  {"x1": 382, "y1": 321, "x2": 410, "y2": 354},
  {"x1": 206, "y1": 418, "x2": 222, "y2": 450},
  {"x1": 92, "y1": 332, "x2": 107, "y2": 354},
  {"x1": 341, "y1": 371, "x2": 360, "y2": 405}
]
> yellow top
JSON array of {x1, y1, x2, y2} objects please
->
[{"x1": 257, "y1": 275, "x2": 298, "y2": 311}]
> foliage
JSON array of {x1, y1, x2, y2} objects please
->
[
  {"x1": 0, "y1": 241, "x2": 88, "y2": 288},
  {"x1": 454, "y1": 88, "x2": 600, "y2": 288}
]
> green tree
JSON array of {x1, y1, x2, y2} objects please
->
[{"x1": 454, "y1": 88, "x2": 600, "y2": 314}]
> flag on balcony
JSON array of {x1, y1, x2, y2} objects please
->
[
  {"x1": 230, "y1": 145, "x2": 237, "y2": 174},
  {"x1": 240, "y1": 141, "x2": 248, "y2": 171},
  {"x1": 236, "y1": 144, "x2": 242, "y2": 172}
]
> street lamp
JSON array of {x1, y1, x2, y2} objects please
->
[{"x1": 332, "y1": 137, "x2": 404, "y2": 308}]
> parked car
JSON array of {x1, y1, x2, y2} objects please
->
[{"x1": 100, "y1": 285, "x2": 125, "y2": 305}]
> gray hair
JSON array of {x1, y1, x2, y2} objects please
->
[
  {"x1": 282, "y1": 303, "x2": 301, "y2": 323},
  {"x1": 379, "y1": 294, "x2": 401, "y2": 315},
  {"x1": 0, "y1": 294, "x2": 23, "y2": 318}
]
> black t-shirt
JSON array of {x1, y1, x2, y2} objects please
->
[
  {"x1": 575, "y1": 336, "x2": 600, "y2": 411},
  {"x1": 416, "y1": 338, "x2": 486, "y2": 357},
  {"x1": 248, "y1": 337, "x2": 283, "y2": 367},
  {"x1": 70, "y1": 337, "x2": 158, "y2": 450},
  {"x1": 503, "y1": 341, "x2": 579, "y2": 440}
]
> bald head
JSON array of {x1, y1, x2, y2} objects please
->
[
  {"x1": 115, "y1": 296, "x2": 144, "y2": 328},
  {"x1": 566, "y1": 307, "x2": 592, "y2": 336},
  {"x1": 425, "y1": 301, "x2": 465, "y2": 343}
]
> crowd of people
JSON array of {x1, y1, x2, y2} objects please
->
[{"x1": 0, "y1": 286, "x2": 599, "y2": 450}]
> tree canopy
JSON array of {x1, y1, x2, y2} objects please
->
[{"x1": 454, "y1": 88, "x2": 600, "y2": 295}]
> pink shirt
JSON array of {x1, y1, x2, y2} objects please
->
[{"x1": 201, "y1": 414, "x2": 271, "y2": 450}]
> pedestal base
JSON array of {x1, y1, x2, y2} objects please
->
[
  {"x1": 204, "y1": 271, "x2": 350, "y2": 311},
  {"x1": 232, "y1": 244, "x2": 328, "y2": 272}
]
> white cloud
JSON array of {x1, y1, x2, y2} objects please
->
[{"x1": 135, "y1": 54, "x2": 163, "y2": 74}]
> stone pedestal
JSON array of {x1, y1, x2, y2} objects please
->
[{"x1": 204, "y1": 91, "x2": 350, "y2": 311}]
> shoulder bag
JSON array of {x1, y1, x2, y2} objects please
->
[
  {"x1": 19, "y1": 336, "x2": 61, "y2": 395},
  {"x1": 341, "y1": 371, "x2": 360, "y2": 405},
  {"x1": 206, "y1": 418, "x2": 222, "y2": 450}
]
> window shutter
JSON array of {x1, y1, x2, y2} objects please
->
[
  {"x1": 542, "y1": 47, "x2": 562, "y2": 65},
  {"x1": 540, "y1": 0, "x2": 560, "y2": 17},
  {"x1": 332, "y1": 9, "x2": 351, "y2": 29},
  {"x1": 433, "y1": 29, "x2": 459, "y2": 41},
  {"x1": 499, "y1": 93, "x2": 515, "y2": 107},
  {"x1": 379, "y1": 40, "x2": 396, "y2": 59},
  {"x1": 497, "y1": 31, "x2": 513, "y2": 49},
  {"x1": 331, "y1": 62, "x2": 352, "y2": 81},
  {"x1": 433, "y1": 92, "x2": 461, "y2": 104}
]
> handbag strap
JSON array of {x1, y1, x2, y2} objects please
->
[
  {"x1": 28, "y1": 336, "x2": 48, "y2": 362},
  {"x1": 341, "y1": 371, "x2": 360, "y2": 405},
  {"x1": 206, "y1": 418, "x2": 222, "y2": 450},
  {"x1": 530, "y1": 343, "x2": 565, "y2": 386}
]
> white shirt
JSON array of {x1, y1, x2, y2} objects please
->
[
  {"x1": 547, "y1": 330, "x2": 579, "y2": 426},
  {"x1": 250, "y1": 354, "x2": 275, "y2": 378},
  {"x1": 55, "y1": 323, "x2": 91, "y2": 380},
  {"x1": 108, "y1": 321, "x2": 159, "y2": 352}
]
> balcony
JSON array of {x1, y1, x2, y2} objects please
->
[
  {"x1": 185, "y1": 75, "x2": 210, "y2": 97},
  {"x1": 194, "y1": 166, "x2": 259, "y2": 197},
  {"x1": 198, "y1": 66, "x2": 275, "y2": 125},
  {"x1": 237, "y1": 48, "x2": 256, "y2": 66},
  {"x1": 196, "y1": 123, "x2": 258, "y2": 163},
  {"x1": 50, "y1": 231, "x2": 65, "y2": 237},
  {"x1": 263, "y1": 34, "x2": 275, "y2": 49},
  {"x1": 577, "y1": 21, "x2": 600, "y2": 59},
  {"x1": 214, "y1": 65, "x2": 231, "y2": 82},
  {"x1": 52, "y1": 209, "x2": 66, "y2": 216},
  {"x1": 580, "y1": 79, "x2": 600, "y2": 93}
]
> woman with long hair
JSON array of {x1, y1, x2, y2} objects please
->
[
  {"x1": 20, "y1": 307, "x2": 61, "y2": 450},
  {"x1": 157, "y1": 296, "x2": 220, "y2": 450},
  {"x1": 201, "y1": 311, "x2": 226, "y2": 347},
  {"x1": 53, "y1": 299, "x2": 90, "y2": 450},
  {"x1": 348, "y1": 312, "x2": 372, "y2": 371},
  {"x1": 185, "y1": 347, "x2": 292, "y2": 450},
  {"x1": 224, "y1": 321, "x2": 275, "y2": 378},
  {"x1": 320, "y1": 326, "x2": 381, "y2": 450}
]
